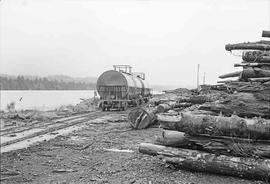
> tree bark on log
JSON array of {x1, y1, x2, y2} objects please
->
[
  {"x1": 219, "y1": 71, "x2": 241, "y2": 79},
  {"x1": 157, "y1": 113, "x2": 270, "y2": 139},
  {"x1": 157, "y1": 114, "x2": 182, "y2": 130},
  {"x1": 155, "y1": 130, "x2": 270, "y2": 158},
  {"x1": 225, "y1": 42, "x2": 270, "y2": 51},
  {"x1": 239, "y1": 67, "x2": 270, "y2": 80},
  {"x1": 128, "y1": 107, "x2": 157, "y2": 129},
  {"x1": 139, "y1": 143, "x2": 270, "y2": 181},
  {"x1": 242, "y1": 51, "x2": 270, "y2": 63},
  {"x1": 199, "y1": 92, "x2": 270, "y2": 118}
]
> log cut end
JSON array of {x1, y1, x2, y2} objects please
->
[{"x1": 128, "y1": 107, "x2": 157, "y2": 129}]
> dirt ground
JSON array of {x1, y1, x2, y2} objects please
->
[{"x1": 0, "y1": 110, "x2": 267, "y2": 184}]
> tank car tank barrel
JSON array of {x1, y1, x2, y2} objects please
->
[{"x1": 262, "y1": 30, "x2": 270, "y2": 38}]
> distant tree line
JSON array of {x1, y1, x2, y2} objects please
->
[{"x1": 0, "y1": 76, "x2": 96, "y2": 90}]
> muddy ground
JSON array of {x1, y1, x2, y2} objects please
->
[{"x1": 0, "y1": 110, "x2": 267, "y2": 184}]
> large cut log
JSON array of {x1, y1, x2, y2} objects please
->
[
  {"x1": 156, "y1": 130, "x2": 270, "y2": 158},
  {"x1": 219, "y1": 71, "x2": 241, "y2": 79},
  {"x1": 128, "y1": 107, "x2": 157, "y2": 129},
  {"x1": 240, "y1": 67, "x2": 270, "y2": 80},
  {"x1": 225, "y1": 41, "x2": 270, "y2": 51},
  {"x1": 242, "y1": 51, "x2": 270, "y2": 63},
  {"x1": 139, "y1": 143, "x2": 270, "y2": 181},
  {"x1": 157, "y1": 113, "x2": 182, "y2": 130},
  {"x1": 157, "y1": 113, "x2": 270, "y2": 139},
  {"x1": 262, "y1": 30, "x2": 270, "y2": 38}
]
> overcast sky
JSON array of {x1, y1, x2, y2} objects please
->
[{"x1": 1, "y1": 0, "x2": 270, "y2": 87}]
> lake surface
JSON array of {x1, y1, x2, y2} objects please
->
[
  {"x1": 0, "y1": 90, "x2": 95, "y2": 111},
  {"x1": 0, "y1": 90, "x2": 163, "y2": 111}
]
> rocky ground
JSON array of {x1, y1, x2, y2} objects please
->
[{"x1": 0, "y1": 108, "x2": 267, "y2": 184}]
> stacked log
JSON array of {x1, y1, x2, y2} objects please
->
[
  {"x1": 128, "y1": 89, "x2": 226, "y2": 129},
  {"x1": 155, "y1": 130, "x2": 270, "y2": 158},
  {"x1": 135, "y1": 30, "x2": 270, "y2": 181},
  {"x1": 220, "y1": 30, "x2": 270, "y2": 81},
  {"x1": 225, "y1": 41, "x2": 270, "y2": 51},
  {"x1": 242, "y1": 51, "x2": 270, "y2": 63},
  {"x1": 139, "y1": 143, "x2": 270, "y2": 181},
  {"x1": 157, "y1": 113, "x2": 270, "y2": 140},
  {"x1": 139, "y1": 112, "x2": 270, "y2": 181}
]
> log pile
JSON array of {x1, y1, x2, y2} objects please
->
[
  {"x1": 129, "y1": 30, "x2": 270, "y2": 181},
  {"x1": 220, "y1": 30, "x2": 270, "y2": 82}
]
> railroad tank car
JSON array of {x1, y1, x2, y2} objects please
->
[{"x1": 96, "y1": 65, "x2": 151, "y2": 111}]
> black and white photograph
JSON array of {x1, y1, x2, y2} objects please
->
[{"x1": 0, "y1": 0, "x2": 270, "y2": 183}]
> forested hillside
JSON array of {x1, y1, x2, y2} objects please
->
[{"x1": 0, "y1": 76, "x2": 96, "y2": 90}]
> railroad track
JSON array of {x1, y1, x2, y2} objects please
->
[
  {"x1": 0, "y1": 113, "x2": 94, "y2": 136},
  {"x1": 0, "y1": 111, "x2": 113, "y2": 153}
]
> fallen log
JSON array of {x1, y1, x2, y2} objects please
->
[
  {"x1": 157, "y1": 113, "x2": 270, "y2": 139},
  {"x1": 219, "y1": 71, "x2": 241, "y2": 79},
  {"x1": 128, "y1": 107, "x2": 157, "y2": 129},
  {"x1": 156, "y1": 130, "x2": 270, "y2": 158},
  {"x1": 139, "y1": 143, "x2": 270, "y2": 181},
  {"x1": 225, "y1": 41, "x2": 270, "y2": 51}
]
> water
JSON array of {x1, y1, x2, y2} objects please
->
[
  {"x1": 0, "y1": 90, "x2": 163, "y2": 111},
  {"x1": 0, "y1": 90, "x2": 95, "y2": 111}
]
